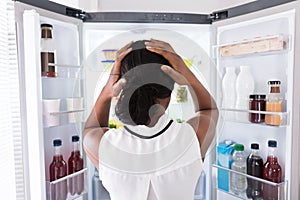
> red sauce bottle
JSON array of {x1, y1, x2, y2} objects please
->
[
  {"x1": 262, "y1": 140, "x2": 282, "y2": 200},
  {"x1": 68, "y1": 135, "x2": 84, "y2": 195},
  {"x1": 49, "y1": 139, "x2": 67, "y2": 200}
]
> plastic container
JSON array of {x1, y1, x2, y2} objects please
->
[
  {"x1": 235, "y1": 66, "x2": 255, "y2": 120},
  {"x1": 246, "y1": 143, "x2": 264, "y2": 199},
  {"x1": 222, "y1": 67, "x2": 237, "y2": 109},
  {"x1": 49, "y1": 139, "x2": 67, "y2": 200},
  {"x1": 249, "y1": 94, "x2": 266, "y2": 123},
  {"x1": 230, "y1": 144, "x2": 247, "y2": 195},
  {"x1": 68, "y1": 135, "x2": 84, "y2": 196}
]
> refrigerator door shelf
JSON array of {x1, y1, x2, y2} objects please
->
[
  {"x1": 212, "y1": 164, "x2": 287, "y2": 200},
  {"x1": 46, "y1": 168, "x2": 87, "y2": 200},
  {"x1": 220, "y1": 108, "x2": 289, "y2": 126},
  {"x1": 211, "y1": 34, "x2": 290, "y2": 59}
]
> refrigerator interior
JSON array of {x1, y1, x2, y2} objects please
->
[
  {"x1": 16, "y1": 2, "x2": 88, "y2": 199},
  {"x1": 212, "y1": 9, "x2": 295, "y2": 200},
  {"x1": 82, "y1": 22, "x2": 217, "y2": 200}
]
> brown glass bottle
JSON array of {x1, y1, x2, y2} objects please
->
[
  {"x1": 49, "y1": 139, "x2": 67, "y2": 200},
  {"x1": 68, "y1": 135, "x2": 84, "y2": 195}
]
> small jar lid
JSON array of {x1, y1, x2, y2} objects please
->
[
  {"x1": 249, "y1": 94, "x2": 266, "y2": 99},
  {"x1": 268, "y1": 80, "x2": 281, "y2": 85},
  {"x1": 41, "y1": 23, "x2": 53, "y2": 29}
]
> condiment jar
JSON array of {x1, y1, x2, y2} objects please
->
[
  {"x1": 265, "y1": 80, "x2": 282, "y2": 126},
  {"x1": 249, "y1": 94, "x2": 266, "y2": 123}
]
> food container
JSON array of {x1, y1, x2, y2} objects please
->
[
  {"x1": 102, "y1": 49, "x2": 118, "y2": 60},
  {"x1": 249, "y1": 94, "x2": 266, "y2": 123}
]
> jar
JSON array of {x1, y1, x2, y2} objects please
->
[
  {"x1": 41, "y1": 23, "x2": 57, "y2": 77},
  {"x1": 265, "y1": 80, "x2": 282, "y2": 126},
  {"x1": 176, "y1": 86, "x2": 188, "y2": 103},
  {"x1": 249, "y1": 94, "x2": 266, "y2": 123}
]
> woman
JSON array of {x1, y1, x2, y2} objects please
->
[{"x1": 83, "y1": 39, "x2": 218, "y2": 200}]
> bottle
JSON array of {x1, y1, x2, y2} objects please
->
[
  {"x1": 265, "y1": 81, "x2": 282, "y2": 126},
  {"x1": 92, "y1": 168, "x2": 110, "y2": 200},
  {"x1": 230, "y1": 144, "x2": 247, "y2": 195},
  {"x1": 41, "y1": 23, "x2": 57, "y2": 77},
  {"x1": 222, "y1": 67, "x2": 237, "y2": 108},
  {"x1": 194, "y1": 170, "x2": 206, "y2": 200},
  {"x1": 68, "y1": 135, "x2": 84, "y2": 195},
  {"x1": 235, "y1": 66, "x2": 255, "y2": 121},
  {"x1": 246, "y1": 143, "x2": 264, "y2": 199},
  {"x1": 263, "y1": 140, "x2": 282, "y2": 200},
  {"x1": 49, "y1": 139, "x2": 67, "y2": 200}
]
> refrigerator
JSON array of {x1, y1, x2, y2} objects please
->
[{"x1": 13, "y1": 0, "x2": 300, "y2": 199}]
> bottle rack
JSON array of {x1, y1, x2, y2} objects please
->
[
  {"x1": 212, "y1": 164, "x2": 287, "y2": 200},
  {"x1": 46, "y1": 168, "x2": 88, "y2": 200},
  {"x1": 220, "y1": 108, "x2": 289, "y2": 126},
  {"x1": 212, "y1": 34, "x2": 290, "y2": 58}
]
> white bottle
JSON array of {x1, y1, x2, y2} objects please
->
[
  {"x1": 222, "y1": 67, "x2": 237, "y2": 109},
  {"x1": 235, "y1": 66, "x2": 254, "y2": 120},
  {"x1": 230, "y1": 144, "x2": 247, "y2": 195}
]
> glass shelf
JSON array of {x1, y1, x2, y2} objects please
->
[
  {"x1": 49, "y1": 109, "x2": 85, "y2": 116},
  {"x1": 212, "y1": 164, "x2": 287, "y2": 200},
  {"x1": 220, "y1": 108, "x2": 289, "y2": 126},
  {"x1": 212, "y1": 34, "x2": 290, "y2": 58}
]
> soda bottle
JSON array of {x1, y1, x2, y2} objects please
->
[
  {"x1": 68, "y1": 135, "x2": 84, "y2": 195},
  {"x1": 230, "y1": 144, "x2": 247, "y2": 195},
  {"x1": 49, "y1": 139, "x2": 67, "y2": 200},
  {"x1": 246, "y1": 143, "x2": 264, "y2": 199},
  {"x1": 263, "y1": 140, "x2": 282, "y2": 200}
]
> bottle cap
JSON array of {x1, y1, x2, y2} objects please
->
[
  {"x1": 41, "y1": 23, "x2": 53, "y2": 29},
  {"x1": 53, "y1": 139, "x2": 62, "y2": 147},
  {"x1": 72, "y1": 135, "x2": 80, "y2": 142},
  {"x1": 249, "y1": 94, "x2": 266, "y2": 99},
  {"x1": 268, "y1": 140, "x2": 277, "y2": 147},
  {"x1": 268, "y1": 80, "x2": 281, "y2": 85},
  {"x1": 234, "y1": 144, "x2": 244, "y2": 151},
  {"x1": 251, "y1": 143, "x2": 259, "y2": 150}
]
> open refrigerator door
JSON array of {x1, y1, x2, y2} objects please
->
[
  {"x1": 15, "y1": 2, "x2": 88, "y2": 200},
  {"x1": 211, "y1": 4, "x2": 298, "y2": 200}
]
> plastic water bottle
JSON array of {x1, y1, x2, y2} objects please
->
[
  {"x1": 230, "y1": 144, "x2": 247, "y2": 195},
  {"x1": 235, "y1": 66, "x2": 254, "y2": 121},
  {"x1": 194, "y1": 170, "x2": 206, "y2": 200}
]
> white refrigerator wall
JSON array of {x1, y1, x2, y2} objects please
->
[{"x1": 212, "y1": 2, "x2": 299, "y2": 199}]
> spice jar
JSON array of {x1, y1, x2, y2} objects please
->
[
  {"x1": 41, "y1": 23, "x2": 57, "y2": 77},
  {"x1": 265, "y1": 80, "x2": 282, "y2": 126},
  {"x1": 249, "y1": 94, "x2": 266, "y2": 123}
]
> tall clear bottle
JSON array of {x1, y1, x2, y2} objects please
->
[
  {"x1": 235, "y1": 66, "x2": 255, "y2": 120},
  {"x1": 49, "y1": 139, "x2": 67, "y2": 200},
  {"x1": 230, "y1": 144, "x2": 247, "y2": 195},
  {"x1": 40, "y1": 23, "x2": 57, "y2": 77},
  {"x1": 262, "y1": 140, "x2": 282, "y2": 200},
  {"x1": 68, "y1": 135, "x2": 84, "y2": 195},
  {"x1": 246, "y1": 143, "x2": 264, "y2": 200}
]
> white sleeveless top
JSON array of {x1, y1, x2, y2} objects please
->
[{"x1": 98, "y1": 114, "x2": 203, "y2": 200}]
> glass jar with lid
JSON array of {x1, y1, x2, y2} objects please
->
[
  {"x1": 265, "y1": 80, "x2": 282, "y2": 126},
  {"x1": 249, "y1": 94, "x2": 266, "y2": 123}
]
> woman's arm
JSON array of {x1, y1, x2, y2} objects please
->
[
  {"x1": 145, "y1": 39, "x2": 219, "y2": 159},
  {"x1": 83, "y1": 42, "x2": 132, "y2": 169}
]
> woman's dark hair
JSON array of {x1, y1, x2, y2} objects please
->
[{"x1": 115, "y1": 40, "x2": 175, "y2": 125}]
